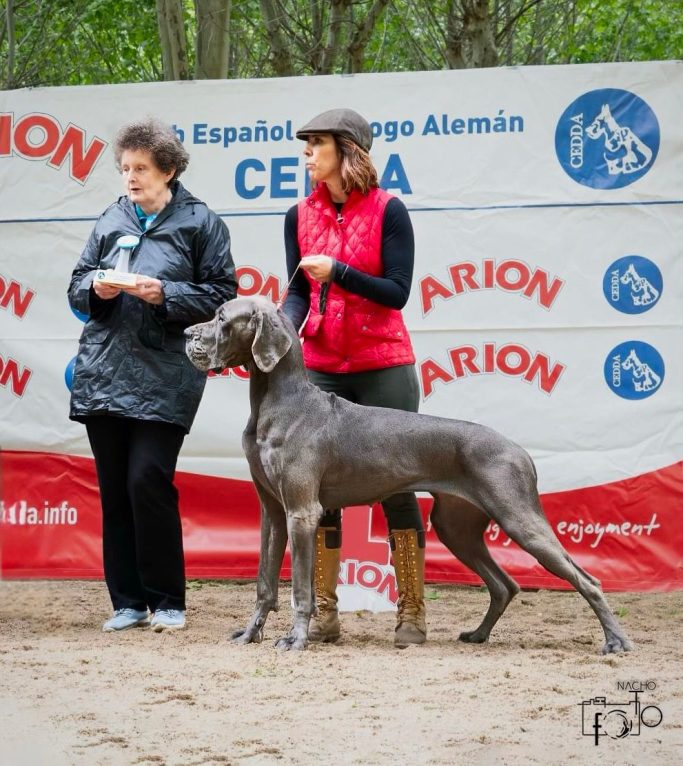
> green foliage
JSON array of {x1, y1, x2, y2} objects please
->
[
  {"x1": 1, "y1": 0, "x2": 162, "y2": 88},
  {"x1": 504, "y1": 0, "x2": 683, "y2": 66},
  {"x1": 562, "y1": 0, "x2": 683, "y2": 64},
  {"x1": 228, "y1": 0, "x2": 275, "y2": 78},
  {"x1": 363, "y1": 1, "x2": 448, "y2": 72},
  {"x1": 1, "y1": 0, "x2": 681, "y2": 89},
  {"x1": 381, "y1": 0, "x2": 682, "y2": 70}
]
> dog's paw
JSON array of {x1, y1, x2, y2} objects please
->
[
  {"x1": 274, "y1": 634, "x2": 308, "y2": 651},
  {"x1": 231, "y1": 625, "x2": 263, "y2": 644},
  {"x1": 458, "y1": 628, "x2": 489, "y2": 644},
  {"x1": 601, "y1": 634, "x2": 634, "y2": 654}
]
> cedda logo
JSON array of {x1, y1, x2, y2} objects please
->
[
  {"x1": 555, "y1": 88, "x2": 659, "y2": 188},
  {"x1": 580, "y1": 686, "x2": 662, "y2": 745},
  {"x1": 605, "y1": 340, "x2": 664, "y2": 400},
  {"x1": 603, "y1": 256, "x2": 662, "y2": 314}
]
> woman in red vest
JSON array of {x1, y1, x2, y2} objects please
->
[{"x1": 282, "y1": 108, "x2": 426, "y2": 647}]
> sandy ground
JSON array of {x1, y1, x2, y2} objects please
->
[{"x1": 0, "y1": 580, "x2": 681, "y2": 766}]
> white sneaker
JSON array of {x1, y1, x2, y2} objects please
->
[
  {"x1": 102, "y1": 608, "x2": 150, "y2": 632},
  {"x1": 150, "y1": 609, "x2": 186, "y2": 632}
]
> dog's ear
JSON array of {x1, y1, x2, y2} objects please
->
[{"x1": 251, "y1": 308, "x2": 292, "y2": 372}]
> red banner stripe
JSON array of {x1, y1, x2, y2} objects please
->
[{"x1": 1, "y1": 450, "x2": 681, "y2": 591}]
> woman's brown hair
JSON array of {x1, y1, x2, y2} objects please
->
[{"x1": 336, "y1": 135, "x2": 379, "y2": 195}]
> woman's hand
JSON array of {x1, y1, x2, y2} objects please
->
[
  {"x1": 92, "y1": 279, "x2": 122, "y2": 301},
  {"x1": 122, "y1": 275, "x2": 165, "y2": 305},
  {"x1": 300, "y1": 254, "x2": 334, "y2": 283}
]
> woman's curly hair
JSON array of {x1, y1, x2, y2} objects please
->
[{"x1": 113, "y1": 118, "x2": 189, "y2": 182}]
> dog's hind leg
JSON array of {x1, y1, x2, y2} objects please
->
[
  {"x1": 474, "y1": 477, "x2": 632, "y2": 654},
  {"x1": 505, "y1": 514, "x2": 631, "y2": 653},
  {"x1": 431, "y1": 494, "x2": 520, "y2": 644},
  {"x1": 233, "y1": 489, "x2": 288, "y2": 645}
]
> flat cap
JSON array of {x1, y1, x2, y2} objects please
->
[{"x1": 296, "y1": 108, "x2": 373, "y2": 152}]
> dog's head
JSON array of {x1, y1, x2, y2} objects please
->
[{"x1": 185, "y1": 296, "x2": 293, "y2": 373}]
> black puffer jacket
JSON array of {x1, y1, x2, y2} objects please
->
[{"x1": 68, "y1": 182, "x2": 237, "y2": 432}]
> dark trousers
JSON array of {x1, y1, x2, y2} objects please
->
[
  {"x1": 85, "y1": 416, "x2": 186, "y2": 612},
  {"x1": 307, "y1": 364, "x2": 424, "y2": 536}
]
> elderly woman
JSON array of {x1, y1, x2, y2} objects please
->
[
  {"x1": 282, "y1": 108, "x2": 425, "y2": 648},
  {"x1": 68, "y1": 118, "x2": 237, "y2": 633}
]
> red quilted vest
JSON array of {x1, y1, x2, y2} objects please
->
[{"x1": 298, "y1": 183, "x2": 415, "y2": 373}]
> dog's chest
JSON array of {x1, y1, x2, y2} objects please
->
[{"x1": 244, "y1": 419, "x2": 288, "y2": 492}]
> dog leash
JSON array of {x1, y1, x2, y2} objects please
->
[
  {"x1": 275, "y1": 261, "x2": 301, "y2": 311},
  {"x1": 277, "y1": 260, "x2": 332, "y2": 313},
  {"x1": 276, "y1": 260, "x2": 330, "y2": 340}
]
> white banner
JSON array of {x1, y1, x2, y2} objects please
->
[{"x1": 1, "y1": 62, "x2": 682, "y2": 589}]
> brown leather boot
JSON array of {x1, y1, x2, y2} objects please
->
[
  {"x1": 308, "y1": 526, "x2": 341, "y2": 643},
  {"x1": 390, "y1": 528, "x2": 427, "y2": 648}
]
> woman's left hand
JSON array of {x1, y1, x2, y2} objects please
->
[
  {"x1": 122, "y1": 275, "x2": 165, "y2": 305},
  {"x1": 300, "y1": 254, "x2": 334, "y2": 283}
]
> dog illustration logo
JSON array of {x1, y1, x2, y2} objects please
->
[
  {"x1": 555, "y1": 88, "x2": 659, "y2": 189},
  {"x1": 620, "y1": 264, "x2": 660, "y2": 306},
  {"x1": 604, "y1": 341, "x2": 664, "y2": 400},
  {"x1": 585, "y1": 104, "x2": 653, "y2": 176},
  {"x1": 621, "y1": 350, "x2": 661, "y2": 393},
  {"x1": 603, "y1": 256, "x2": 662, "y2": 314}
]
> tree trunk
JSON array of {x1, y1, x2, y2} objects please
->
[
  {"x1": 464, "y1": 0, "x2": 498, "y2": 68},
  {"x1": 259, "y1": 0, "x2": 295, "y2": 76},
  {"x1": 444, "y1": 0, "x2": 499, "y2": 69},
  {"x1": 445, "y1": 1, "x2": 467, "y2": 69},
  {"x1": 318, "y1": 0, "x2": 349, "y2": 74},
  {"x1": 347, "y1": 0, "x2": 391, "y2": 74},
  {"x1": 195, "y1": 0, "x2": 232, "y2": 79},
  {"x1": 156, "y1": 0, "x2": 190, "y2": 80},
  {"x1": 4, "y1": 0, "x2": 16, "y2": 89}
]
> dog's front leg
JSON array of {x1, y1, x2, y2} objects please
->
[
  {"x1": 233, "y1": 493, "x2": 288, "y2": 645},
  {"x1": 274, "y1": 505, "x2": 322, "y2": 651}
]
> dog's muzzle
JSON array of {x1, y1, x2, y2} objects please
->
[{"x1": 185, "y1": 330, "x2": 214, "y2": 372}]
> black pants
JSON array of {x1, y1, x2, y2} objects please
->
[
  {"x1": 85, "y1": 416, "x2": 186, "y2": 612},
  {"x1": 307, "y1": 364, "x2": 424, "y2": 535}
]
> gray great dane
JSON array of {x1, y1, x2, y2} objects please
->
[{"x1": 185, "y1": 296, "x2": 632, "y2": 654}]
